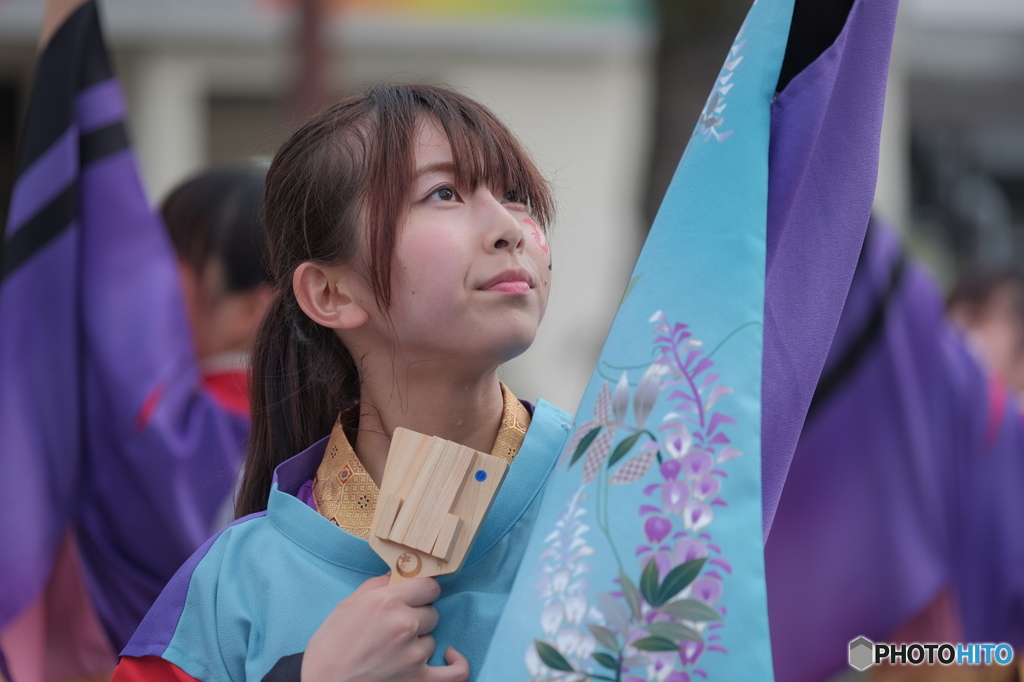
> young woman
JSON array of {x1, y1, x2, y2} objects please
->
[{"x1": 115, "y1": 84, "x2": 570, "y2": 681}]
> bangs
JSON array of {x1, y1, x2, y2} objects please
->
[
  {"x1": 422, "y1": 93, "x2": 554, "y2": 231},
  {"x1": 359, "y1": 84, "x2": 554, "y2": 309}
]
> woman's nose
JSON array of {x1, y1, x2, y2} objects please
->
[{"x1": 478, "y1": 192, "x2": 525, "y2": 252}]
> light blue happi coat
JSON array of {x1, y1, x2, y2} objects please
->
[{"x1": 479, "y1": 0, "x2": 794, "y2": 678}]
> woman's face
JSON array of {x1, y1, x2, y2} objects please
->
[
  {"x1": 179, "y1": 257, "x2": 272, "y2": 361},
  {"x1": 363, "y1": 117, "x2": 552, "y2": 372}
]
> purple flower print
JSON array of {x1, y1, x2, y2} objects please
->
[
  {"x1": 693, "y1": 476, "x2": 720, "y2": 501},
  {"x1": 661, "y1": 462, "x2": 690, "y2": 515},
  {"x1": 640, "y1": 547, "x2": 673, "y2": 579},
  {"x1": 672, "y1": 536, "x2": 709, "y2": 565},
  {"x1": 641, "y1": 650, "x2": 681, "y2": 681},
  {"x1": 683, "y1": 500, "x2": 713, "y2": 532},
  {"x1": 662, "y1": 479, "x2": 690, "y2": 516},
  {"x1": 665, "y1": 428, "x2": 693, "y2": 460},
  {"x1": 691, "y1": 577, "x2": 723, "y2": 606},
  {"x1": 681, "y1": 450, "x2": 713, "y2": 480},
  {"x1": 535, "y1": 313, "x2": 746, "y2": 680},
  {"x1": 645, "y1": 516, "x2": 672, "y2": 544},
  {"x1": 679, "y1": 641, "x2": 705, "y2": 667}
]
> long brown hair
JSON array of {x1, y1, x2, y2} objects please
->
[{"x1": 235, "y1": 84, "x2": 555, "y2": 518}]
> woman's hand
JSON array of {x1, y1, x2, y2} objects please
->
[{"x1": 301, "y1": 574, "x2": 470, "y2": 682}]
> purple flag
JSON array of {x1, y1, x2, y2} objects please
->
[
  {"x1": 762, "y1": 0, "x2": 899, "y2": 539},
  {"x1": 766, "y1": 221, "x2": 1024, "y2": 680},
  {"x1": 0, "y1": 0, "x2": 248, "y2": 660}
]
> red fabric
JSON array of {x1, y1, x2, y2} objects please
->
[
  {"x1": 134, "y1": 369, "x2": 248, "y2": 430},
  {"x1": 984, "y1": 377, "x2": 1009, "y2": 450},
  {"x1": 113, "y1": 656, "x2": 200, "y2": 682},
  {"x1": 201, "y1": 370, "x2": 250, "y2": 416},
  {"x1": 134, "y1": 383, "x2": 167, "y2": 432}
]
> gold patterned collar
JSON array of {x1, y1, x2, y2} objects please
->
[{"x1": 312, "y1": 383, "x2": 531, "y2": 539}]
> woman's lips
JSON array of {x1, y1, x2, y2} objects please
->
[
  {"x1": 480, "y1": 268, "x2": 533, "y2": 294},
  {"x1": 484, "y1": 280, "x2": 531, "y2": 294}
]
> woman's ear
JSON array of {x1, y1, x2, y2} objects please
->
[{"x1": 293, "y1": 262, "x2": 370, "y2": 330}]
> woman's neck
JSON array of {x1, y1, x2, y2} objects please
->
[{"x1": 352, "y1": 370, "x2": 505, "y2": 486}]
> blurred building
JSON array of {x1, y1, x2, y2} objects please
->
[
  {"x1": 0, "y1": 0, "x2": 655, "y2": 411},
  {"x1": 901, "y1": 0, "x2": 1024, "y2": 280},
  {"x1": 6, "y1": 0, "x2": 1021, "y2": 408}
]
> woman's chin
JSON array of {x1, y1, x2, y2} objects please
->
[{"x1": 496, "y1": 334, "x2": 536, "y2": 365}]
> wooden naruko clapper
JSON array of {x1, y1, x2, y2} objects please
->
[{"x1": 369, "y1": 428, "x2": 508, "y2": 584}]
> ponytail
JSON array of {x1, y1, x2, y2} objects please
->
[{"x1": 235, "y1": 292, "x2": 359, "y2": 518}]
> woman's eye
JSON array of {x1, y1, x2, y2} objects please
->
[
  {"x1": 503, "y1": 189, "x2": 525, "y2": 204},
  {"x1": 429, "y1": 186, "x2": 459, "y2": 201}
]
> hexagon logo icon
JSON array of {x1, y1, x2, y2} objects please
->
[{"x1": 849, "y1": 636, "x2": 875, "y2": 671}]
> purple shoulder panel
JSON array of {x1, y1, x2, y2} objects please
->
[
  {"x1": 273, "y1": 439, "x2": 329, "y2": 495},
  {"x1": 120, "y1": 512, "x2": 267, "y2": 658}
]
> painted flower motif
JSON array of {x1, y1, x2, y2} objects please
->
[
  {"x1": 679, "y1": 641, "x2": 705, "y2": 667},
  {"x1": 564, "y1": 594, "x2": 589, "y2": 624},
  {"x1": 659, "y1": 460, "x2": 690, "y2": 515},
  {"x1": 530, "y1": 490, "x2": 598, "y2": 679},
  {"x1": 644, "y1": 650, "x2": 682, "y2": 682},
  {"x1": 556, "y1": 626, "x2": 587, "y2": 659},
  {"x1": 634, "y1": 363, "x2": 668, "y2": 430},
  {"x1": 664, "y1": 427, "x2": 693, "y2": 460},
  {"x1": 693, "y1": 475, "x2": 720, "y2": 501},
  {"x1": 681, "y1": 450, "x2": 713, "y2": 480},
  {"x1": 542, "y1": 601, "x2": 564, "y2": 635},
  {"x1": 693, "y1": 25, "x2": 746, "y2": 143},
  {"x1": 691, "y1": 576, "x2": 723, "y2": 606},
  {"x1": 672, "y1": 536, "x2": 709, "y2": 565},
  {"x1": 682, "y1": 500, "x2": 713, "y2": 532},
  {"x1": 644, "y1": 515, "x2": 672, "y2": 544},
  {"x1": 534, "y1": 312, "x2": 749, "y2": 679},
  {"x1": 613, "y1": 372, "x2": 630, "y2": 424},
  {"x1": 662, "y1": 478, "x2": 690, "y2": 515},
  {"x1": 552, "y1": 569, "x2": 572, "y2": 594},
  {"x1": 640, "y1": 546, "x2": 673, "y2": 579}
]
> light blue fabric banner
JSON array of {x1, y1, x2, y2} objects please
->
[{"x1": 480, "y1": 0, "x2": 793, "y2": 678}]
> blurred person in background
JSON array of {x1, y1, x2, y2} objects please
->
[
  {"x1": 0, "y1": 163, "x2": 270, "y2": 680},
  {"x1": 766, "y1": 218, "x2": 1024, "y2": 681},
  {"x1": 162, "y1": 165, "x2": 274, "y2": 420},
  {"x1": 0, "y1": 2, "x2": 271, "y2": 668},
  {"x1": 947, "y1": 266, "x2": 1024, "y2": 399}
]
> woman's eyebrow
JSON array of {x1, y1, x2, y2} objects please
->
[{"x1": 414, "y1": 161, "x2": 455, "y2": 178}]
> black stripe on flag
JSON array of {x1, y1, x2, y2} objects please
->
[
  {"x1": 1, "y1": 183, "x2": 76, "y2": 282},
  {"x1": 16, "y1": 2, "x2": 112, "y2": 175},
  {"x1": 806, "y1": 230, "x2": 908, "y2": 421},
  {"x1": 3, "y1": 0, "x2": 125, "y2": 284},
  {"x1": 80, "y1": 121, "x2": 130, "y2": 166}
]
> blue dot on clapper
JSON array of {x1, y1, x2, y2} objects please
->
[{"x1": 474, "y1": 470, "x2": 487, "y2": 482}]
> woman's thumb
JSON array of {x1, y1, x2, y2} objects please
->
[{"x1": 441, "y1": 646, "x2": 469, "y2": 680}]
